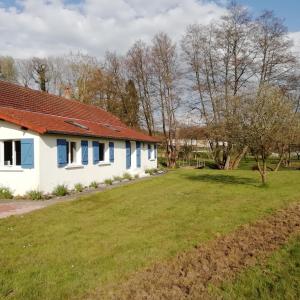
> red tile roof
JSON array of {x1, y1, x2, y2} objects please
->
[{"x1": 0, "y1": 80, "x2": 158, "y2": 142}]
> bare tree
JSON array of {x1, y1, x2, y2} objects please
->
[
  {"x1": 152, "y1": 33, "x2": 181, "y2": 167},
  {"x1": 65, "y1": 52, "x2": 101, "y2": 102},
  {"x1": 0, "y1": 56, "x2": 17, "y2": 82},
  {"x1": 16, "y1": 59, "x2": 33, "y2": 87},
  {"x1": 240, "y1": 85, "x2": 298, "y2": 184},
  {"x1": 126, "y1": 41, "x2": 155, "y2": 135},
  {"x1": 181, "y1": 3, "x2": 297, "y2": 170},
  {"x1": 30, "y1": 58, "x2": 51, "y2": 92},
  {"x1": 255, "y1": 11, "x2": 296, "y2": 87}
]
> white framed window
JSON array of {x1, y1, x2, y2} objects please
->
[
  {"x1": 66, "y1": 141, "x2": 79, "y2": 165},
  {"x1": 1, "y1": 140, "x2": 21, "y2": 166},
  {"x1": 93, "y1": 141, "x2": 111, "y2": 165},
  {"x1": 98, "y1": 143, "x2": 105, "y2": 162}
]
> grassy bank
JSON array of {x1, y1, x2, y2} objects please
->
[
  {"x1": 0, "y1": 169, "x2": 299, "y2": 299},
  {"x1": 211, "y1": 235, "x2": 300, "y2": 299}
]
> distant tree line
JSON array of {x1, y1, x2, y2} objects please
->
[{"x1": 0, "y1": 2, "x2": 299, "y2": 179}]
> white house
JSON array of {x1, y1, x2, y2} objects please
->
[{"x1": 0, "y1": 81, "x2": 158, "y2": 195}]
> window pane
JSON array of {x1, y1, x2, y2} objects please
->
[
  {"x1": 99, "y1": 143, "x2": 105, "y2": 161},
  {"x1": 70, "y1": 142, "x2": 76, "y2": 163},
  {"x1": 4, "y1": 141, "x2": 13, "y2": 165},
  {"x1": 66, "y1": 142, "x2": 69, "y2": 164},
  {"x1": 15, "y1": 141, "x2": 21, "y2": 166}
]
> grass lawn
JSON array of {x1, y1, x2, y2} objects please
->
[
  {"x1": 0, "y1": 169, "x2": 300, "y2": 299},
  {"x1": 211, "y1": 235, "x2": 300, "y2": 299}
]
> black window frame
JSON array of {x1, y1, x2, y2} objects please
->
[
  {"x1": 98, "y1": 143, "x2": 105, "y2": 162},
  {"x1": 3, "y1": 140, "x2": 21, "y2": 166}
]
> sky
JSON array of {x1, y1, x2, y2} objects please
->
[
  {"x1": 238, "y1": 0, "x2": 300, "y2": 31},
  {"x1": 0, "y1": 0, "x2": 299, "y2": 59}
]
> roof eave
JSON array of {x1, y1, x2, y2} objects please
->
[
  {"x1": 45, "y1": 130, "x2": 158, "y2": 143},
  {"x1": 0, "y1": 114, "x2": 47, "y2": 134}
]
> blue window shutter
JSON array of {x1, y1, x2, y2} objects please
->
[
  {"x1": 21, "y1": 139, "x2": 34, "y2": 169},
  {"x1": 93, "y1": 141, "x2": 99, "y2": 164},
  {"x1": 81, "y1": 141, "x2": 89, "y2": 165},
  {"x1": 109, "y1": 142, "x2": 114, "y2": 163},
  {"x1": 136, "y1": 141, "x2": 141, "y2": 168},
  {"x1": 148, "y1": 144, "x2": 151, "y2": 159},
  {"x1": 57, "y1": 139, "x2": 67, "y2": 167},
  {"x1": 126, "y1": 141, "x2": 131, "y2": 169},
  {"x1": 154, "y1": 144, "x2": 157, "y2": 159}
]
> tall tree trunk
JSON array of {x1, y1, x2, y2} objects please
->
[
  {"x1": 231, "y1": 146, "x2": 248, "y2": 170},
  {"x1": 274, "y1": 147, "x2": 285, "y2": 172},
  {"x1": 256, "y1": 157, "x2": 267, "y2": 185}
]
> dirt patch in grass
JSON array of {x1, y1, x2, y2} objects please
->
[{"x1": 97, "y1": 203, "x2": 300, "y2": 299}]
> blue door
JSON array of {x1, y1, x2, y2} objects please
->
[
  {"x1": 126, "y1": 141, "x2": 131, "y2": 169},
  {"x1": 136, "y1": 141, "x2": 141, "y2": 168}
]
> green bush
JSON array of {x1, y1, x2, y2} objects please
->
[
  {"x1": 104, "y1": 179, "x2": 113, "y2": 185},
  {"x1": 134, "y1": 174, "x2": 139, "y2": 179},
  {"x1": 158, "y1": 165, "x2": 166, "y2": 172},
  {"x1": 0, "y1": 186, "x2": 13, "y2": 199},
  {"x1": 113, "y1": 176, "x2": 122, "y2": 182},
  {"x1": 26, "y1": 190, "x2": 44, "y2": 200},
  {"x1": 123, "y1": 172, "x2": 133, "y2": 180},
  {"x1": 52, "y1": 184, "x2": 69, "y2": 197},
  {"x1": 74, "y1": 183, "x2": 84, "y2": 193},
  {"x1": 89, "y1": 181, "x2": 99, "y2": 189},
  {"x1": 145, "y1": 168, "x2": 158, "y2": 175}
]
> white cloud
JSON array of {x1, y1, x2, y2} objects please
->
[
  {"x1": 0, "y1": 0, "x2": 226, "y2": 58},
  {"x1": 289, "y1": 32, "x2": 300, "y2": 57}
]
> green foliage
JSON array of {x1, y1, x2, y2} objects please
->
[
  {"x1": 89, "y1": 181, "x2": 99, "y2": 189},
  {"x1": 0, "y1": 186, "x2": 13, "y2": 199},
  {"x1": 145, "y1": 168, "x2": 158, "y2": 175},
  {"x1": 104, "y1": 179, "x2": 113, "y2": 185},
  {"x1": 122, "y1": 172, "x2": 133, "y2": 180},
  {"x1": 26, "y1": 190, "x2": 44, "y2": 200},
  {"x1": 52, "y1": 184, "x2": 69, "y2": 197},
  {"x1": 74, "y1": 183, "x2": 84, "y2": 193},
  {"x1": 134, "y1": 174, "x2": 139, "y2": 179},
  {"x1": 113, "y1": 176, "x2": 122, "y2": 182},
  {"x1": 0, "y1": 169, "x2": 299, "y2": 299}
]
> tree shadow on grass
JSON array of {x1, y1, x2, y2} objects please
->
[{"x1": 183, "y1": 173, "x2": 259, "y2": 187}]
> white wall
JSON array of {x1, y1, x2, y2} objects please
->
[
  {"x1": 39, "y1": 135, "x2": 157, "y2": 194},
  {"x1": 0, "y1": 122, "x2": 157, "y2": 196},
  {"x1": 0, "y1": 121, "x2": 40, "y2": 195}
]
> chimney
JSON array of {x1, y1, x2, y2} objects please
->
[{"x1": 63, "y1": 86, "x2": 72, "y2": 99}]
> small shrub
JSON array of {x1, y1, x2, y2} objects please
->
[
  {"x1": 145, "y1": 168, "x2": 158, "y2": 175},
  {"x1": 158, "y1": 165, "x2": 165, "y2": 172},
  {"x1": 206, "y1": 161, "x2": 219, "y2": 169},
  {"x1": 123, "y1": 172, "x2": 133, "y2": 180},
  {"x1": 74, "y1": 183, "x2": 84, "y2": 192},
  {"x1": 134, "y1": 174, "x2": 139, "y2": 179},
  {"x1": 26, "y1": 190, "x2": 44, "y2": 200},
  {"x1": 104, "y1": 179, "x2": 113, "y2": 185},
  {"x1": 145, "y1": 168, "x2": 152, "y2": 175},
  {"x1": 89, "y1": 181, "x2": 99, "y2": 189},
  {"x1": 113, "y1": 176, "x2": 122, "y2": 182},
  {"x1": 0, "y1": 186, "x2": 13, "y2": 199},
  {"x1": 52, "y1": 184, "x2": 69, "y2": 197}
]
